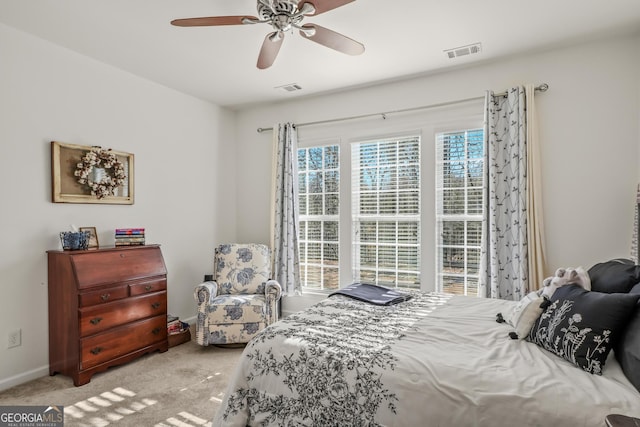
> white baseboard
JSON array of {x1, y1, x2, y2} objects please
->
[
  {"x1": 181, "y1": 315, "x2": 196, "y2": 326},
  {"x1": 0, "y1": 365, "x2": 50, "y2": 392}
]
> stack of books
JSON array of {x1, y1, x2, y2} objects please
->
[
  {"x1": 114, "y1": 228, "x2": 145, "y2": 246},
  {"x1": 167, "y1": 314, "x2": 191, "y2": 347},
  {"x1": 167, "y1": 314, "x2": 184, "y2": 334}
]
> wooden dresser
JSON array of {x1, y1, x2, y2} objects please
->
[{"x1": 47, "y1": 244, "x2": 168, "y2": 386}]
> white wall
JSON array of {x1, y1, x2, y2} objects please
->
[
  {"x1": 236, "y1": 33, "x2": 640, "y2": 312},
  {"x1": 0, "y1": 23, "x2": 237, "y2": 390},
  {"x1": 1, "y1": 22, "x2": 639, "y2": 389}
]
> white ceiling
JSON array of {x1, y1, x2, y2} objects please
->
[{"x1": 1, "y1": 0, "x2": 639, "y2": 109}]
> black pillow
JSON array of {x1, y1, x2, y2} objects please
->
[
  {"x1": 615, "y1": 283, "x2": 640, "y2": 391},
  {"x1": 528, "y1": 284, "x2": 640, "y2": 375},
  {"x1": 588, "y1": 259, "x2": 640, "y2": 293}
]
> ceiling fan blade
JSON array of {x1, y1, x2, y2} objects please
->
[
  {"x1": 298, "y1": 0, "x2": 355, "y2": 16},
  {"x1": 257, "y1": 31, "x2": 284, "y2": 69},
  {"x1": 170, "y1": 16, "x2": 258, "y2": 27},
  {"x1": 299, "y1": 24, "x2": 364, "y2": 56}
]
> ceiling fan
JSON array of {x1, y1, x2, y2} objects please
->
[{"x1": 171, "y1": 0, "x2": 364, "y2": 69}]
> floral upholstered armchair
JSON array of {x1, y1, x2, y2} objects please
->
[{"x1": 194, "y1": 243, "x2": 282, "y2": 346}]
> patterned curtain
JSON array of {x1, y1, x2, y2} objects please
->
[
  {"x1": 479, "y1": 87, "x2": 529, "y2": 300},
  {"x1": 271, "y1": 123, "x2": 302, "y2": 295}
]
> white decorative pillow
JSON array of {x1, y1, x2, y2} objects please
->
[{"x1": 505, "y1": 291, "x2": 545, "y2": 339}]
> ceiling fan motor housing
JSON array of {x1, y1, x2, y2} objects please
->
[
  {"x1": 258, "y1": 1, "x2": 299, "y2": 18},
  {"x1": 258, "y1": 0, "x2": 305, "y2": 31}
]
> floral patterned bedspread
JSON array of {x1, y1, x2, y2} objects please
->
[{"x1": 213, "y1": 292, "x2": 640, "y2": 427}]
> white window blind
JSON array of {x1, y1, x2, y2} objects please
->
[
  {"x1": 435, "y1": 129, "x2": 484, "y2": 295},
  {"x1": 297, "y1": 145, "x2": 340, "y2": 290},
  {"x1": 351, "y1": 136, "x2": 420, "y2": 289}
]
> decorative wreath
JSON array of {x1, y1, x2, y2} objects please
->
[{"x1": 74, "y1": 146, "x2": 126, "y2": 199}]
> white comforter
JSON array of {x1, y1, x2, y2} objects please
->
[{"x1": 213, "y1": 292, "x2": 640, "y2": 427}]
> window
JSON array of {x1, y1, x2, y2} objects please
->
[
  {"x1": 296, "y1": 102, "x2": 483, "y2": 293},
  {"x1": 435, "y1": 129, "x2": 484, "y2": 295},
  {"x1": 297, "y1": 145, "x2": 340, "y2": 290},
  {"x1": 351, "y1": 137, "x2": 421, "y2": 289}
]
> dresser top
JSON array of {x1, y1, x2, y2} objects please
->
[{"x1": 47, "y1": 244, "x2": 160, "y2": 254}]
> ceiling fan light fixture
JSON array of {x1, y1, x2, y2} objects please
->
[
  {"x1": 269, "y1": 31, "x2": 284, "y2": 42},
  {"x1": 297, "y1": 2, "x2": 317, "y2": 16},
  {"x1": 298, "y1": 25, "x2": 316, "y2": 37},
  {"x1": 242, "y1": 17, "x2": 261, "y2": 25}
]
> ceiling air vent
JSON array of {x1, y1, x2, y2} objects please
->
[
  {"x1": 275, "y1": 83, "x2": 303, "y2": 93},
  {"x1": 444, "y1": 43, "x2": 482, "y2": 59}
]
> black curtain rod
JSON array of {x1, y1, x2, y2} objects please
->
[{"x1": 256, "y1": 83, "x2": 549, "y2": 133}]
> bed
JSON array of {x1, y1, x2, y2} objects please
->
[{"x1": 213, "y1": 263, "x2": 640, "y2": 427}]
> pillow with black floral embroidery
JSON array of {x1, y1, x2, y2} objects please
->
[
  {"x1": 615, "y1": 283, "x2": 640, "y2": 391},
  {"x1": 527, "y1": 284, "x2": 640, "y2": 375}
]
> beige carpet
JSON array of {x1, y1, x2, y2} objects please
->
[{"x1": 0, "y1": 334, "x2": 244, "y2": 426}]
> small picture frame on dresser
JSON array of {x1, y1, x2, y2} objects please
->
[{"x1": 80, "y1": 227, "x2": 99, "y2": 249}]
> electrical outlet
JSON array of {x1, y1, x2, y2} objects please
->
[{"x1": 7, "y1": 329, "x2": 21, "y2": 348}]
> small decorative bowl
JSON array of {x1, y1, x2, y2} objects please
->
[{"x1": 60, "y1": 231, "x2": 90, "y2": 250}]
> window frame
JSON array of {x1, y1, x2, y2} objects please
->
[
  {"x1": 297, "y1": 144, "x2": 341, "y2": 291},
  {"x1": 295, "y1": 101, "x2": 484, "y2": 293},
  {"x1": 435, "y1": 129, "x2": 485, "y2": 296},
  {"x1": 351, "y1": 136, "x2": 422, "y2": 289}
]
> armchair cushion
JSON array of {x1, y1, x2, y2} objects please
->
[
  {"x1": 215, "y1": 243, "x2": 272, "y2": 295},
  {"x1": 206, "y1": 323, "x2": 265, "y2": 346},
  {"x1": 207, "y1": 294, "x2": 267, "y2": 325}
]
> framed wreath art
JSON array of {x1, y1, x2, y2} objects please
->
[
  {"x1": 74, "y1": 146, "x2": 126, "y2": 199},
  {"x1": 51, "y1": 141, "x2": 135, "y2": 204}
]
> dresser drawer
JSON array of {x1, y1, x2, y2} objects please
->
[
  {"x1": 129, "y1": 278, "x2": 167, "y2": 296},
  {"x1": 71, "y1": 246, "x2": 167, "y2": 288},
  {"x1": 80, "y1": 315, "x2": 167, "y2": 370},
  {"x1": 79, "y1": 285, "x2": 128, "y2": 307},
  {"x1": 79, "y1": 291, "x2": 167, "y2": 337}
]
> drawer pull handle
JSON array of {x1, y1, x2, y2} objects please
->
[
  {"x1": 120, "y1": 254, "x2": 125, "y2": 258},
  {"x1": 90, "y1": 317, "x2": 103, "y2": 325},
  {"x1": 151, "y1": 302, "x2": 161, "y2": 309},
  {"x1": 100, "y1": 293, "x2": 110, "y2": 301},
  {"x1": 145, "y1": 285, "x2": 153, "y2": 291},
  {"x1": 90, "y1": 347, "x2": 103, "y2": 355},
  {"x1": 152, "y1": 327, "x2": 162, "y2": 335}
]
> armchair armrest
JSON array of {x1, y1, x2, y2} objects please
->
[
  {"x1": 194, "y1": 281, "x2": 219, "y2": 306},
  {"x1": 264, "y1": 279, "x2": 282, "y2": 325},
  {"x1": 265, "y1": 279, "x2": 282, "y2": 301}
]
